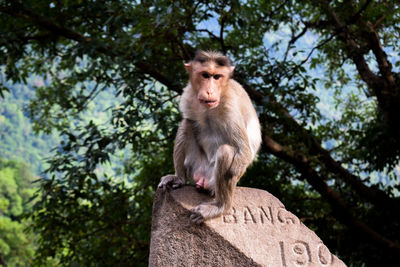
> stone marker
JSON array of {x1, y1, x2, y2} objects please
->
[{"x1": 149, "y1": 185, "x2": 346, "y2": 267}]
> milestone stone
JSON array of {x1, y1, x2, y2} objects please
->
[{"x1": 149, "y1": 185, "x2": 346, "y2": 267}]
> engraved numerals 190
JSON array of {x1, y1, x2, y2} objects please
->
[{"x1": 279, "y1": 241, "x2": 333, "y2": 266}]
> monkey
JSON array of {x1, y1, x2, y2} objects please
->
[{"x1": 158, "y1": 50, "x2": 261, "y2": 224}]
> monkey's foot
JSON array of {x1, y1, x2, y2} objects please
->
[
  {"x1": 190, "y1": 202, "x2": 223, "y2": 224},
  {"x1": 158, "y1": 175, "x2": 184, "y2": 191}
]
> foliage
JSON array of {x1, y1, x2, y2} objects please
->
[
  {"x1": 0, "y1": 159, "x2": 36, "y2": 266},
  {"x1": 1, "y1": 0, "x2": 400, "y2": 266}
]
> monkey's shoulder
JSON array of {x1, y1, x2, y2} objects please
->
[
  {"x1": 226, "y1": 79, "x2": 258, "y2": 121},
  {"x1": 228, "y1": 79, "x2": 246, "y2": 93},
  {"x1": 227, "y1": 79, "x2": 253, "y2": 105}
]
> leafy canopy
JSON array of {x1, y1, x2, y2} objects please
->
[{"x1": 1, "y1": 0, "x2": 400, "y2": 266}]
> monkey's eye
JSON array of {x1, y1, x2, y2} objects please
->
[
  {"x1": 202, "y1": 72, "x2": 211, "y2": 79},
  {"x1": 213, "y1": 74, "x2": 222, "y2": 80}
]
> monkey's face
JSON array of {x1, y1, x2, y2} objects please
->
[{"x1": 188, "y1": 62, "x2": 233, "y2": 109}]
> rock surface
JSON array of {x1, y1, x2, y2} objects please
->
[{"x1": 149, "y1": 185, "x2": 346, "y2": 267}]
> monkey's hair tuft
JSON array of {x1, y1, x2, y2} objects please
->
[{"x1": 193, "y1": 50, "x2": 232, "y2": 67}]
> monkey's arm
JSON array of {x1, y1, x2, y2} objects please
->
[
  {"x1": 158, "y1": 120, "x2": 189, "y2": 190},
  {"x1": 173, "y1": 120, "x2": 188, "y2": 179}
]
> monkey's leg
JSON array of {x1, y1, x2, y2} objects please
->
[{"x1": 190, "y1": 144, "x2": 237, "y2": 224}]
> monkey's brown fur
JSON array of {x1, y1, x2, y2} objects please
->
[{"x1": 159, "y1": 50, "x2": 261, "y2": 224}]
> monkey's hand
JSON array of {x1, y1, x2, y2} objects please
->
[{"x1": 158, "y1": 175, "x2": 184, "y2": 191}]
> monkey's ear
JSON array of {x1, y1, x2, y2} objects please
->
[
  {"x1": 229, "y1": 66, "x2": 235, "y2": 74},
  {"x1": 184, "y1": 62, "x2": 192, "y2": 72}
]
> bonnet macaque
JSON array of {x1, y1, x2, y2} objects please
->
[{"x1": 159, "y1": 50, "x2": 261, "y2": 224}]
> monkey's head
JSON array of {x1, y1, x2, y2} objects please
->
[{"x1": 184, "y1": 50, "x2": 235, "y2": 109}]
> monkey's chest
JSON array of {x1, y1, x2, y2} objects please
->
[{"x1": 198, "y1": 127, "x2": 227, "y2": 162}]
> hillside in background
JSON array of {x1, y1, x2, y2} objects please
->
[
  {"x1": 0, "y1": 76, "x2": 118, "y2": 176},
  {"x1": 0, "y1": 78, "x2": 123, "y2": 266},
  {"x1": 0, "y1": 82, "x2": 59, "y2": 175}
]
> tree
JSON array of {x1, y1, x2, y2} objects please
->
[
  {"x1": 1, "y1": 0, "x2": 399, "y2": 266},
  {"x1": 0, "y1": 159, "x2": 36, "y2": 266}
]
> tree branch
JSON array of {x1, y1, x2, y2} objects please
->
[
  {"x1": 273, "y1": 99, "x2": 399, "y2": 206},
  {"x1": 1, "y1": 4, "x2": 93, "y2": 46},
  {"x1": 263, "y1": 134, "x2": 400, "y2": 255},
  {"x1": 320, "y1": 0, "x2": 400, "y2": 131},
  {"x1": 283, "y1": 24, "x2": 308, "y2": 62},
  {"x1": 363, "y1": 21, "x2": 396, "y2": 90},
  {"x1": 322, "y1": 2, "x2": 383, "y2": 90},
  {"x1": 236, "y1": 75, "x2": 399, "y2": 207},
  {"x1": 195, "y1": 29, "x2": 219, "y2": 40},
  {"x1": 0, "y1": 3, "x2": 182, "y2": 93},
  {"x1": 346, "y1": 0, "x2": 373, "y2": 25},
  {"x1": 298, "y1": 33, "x2": 336, "y2": 66}
]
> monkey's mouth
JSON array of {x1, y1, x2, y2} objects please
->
[{"x1": 199, "y1": 99, "x2": 219, "y2": 108}]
